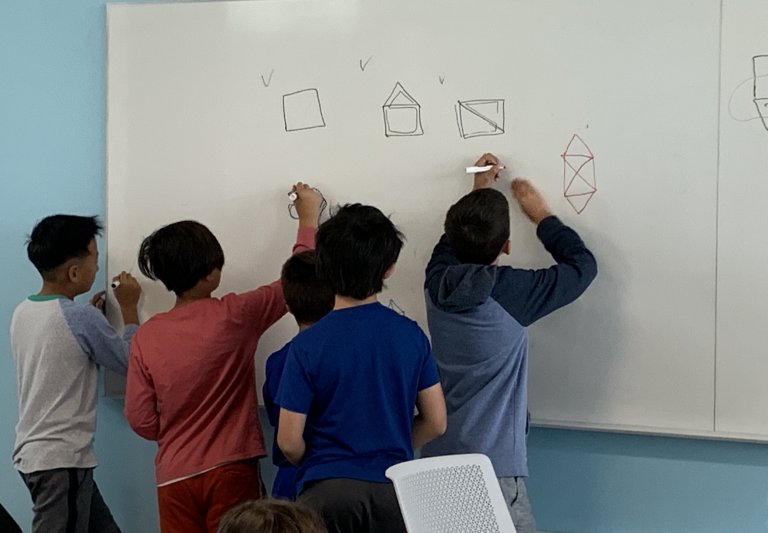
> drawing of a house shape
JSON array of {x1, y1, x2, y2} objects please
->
[
  {"x1": 456, "y1": 99, "x2": 505, "y2": 138},
  {"x1": 562, "y1": 134, "x2": 597, "y2": 214},
  {"x1": 382, "y1": 82, "x2": 424, "y2": 137}
]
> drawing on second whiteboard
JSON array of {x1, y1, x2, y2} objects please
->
[
  {"x1": 727, "y1": 55, "x2": 768, "y2": 131},
  {"x1": 388, "y1": 299, "x2": 405, "y2": 316},
  {"x1": 288, "y1": 188, "x2": 328, "y2": 223},
  {"x1": 382, "y1": 82, "x2": 424, "y2": 137},
  {"x1": 753, "y1": 55, "x2": 768, "y2": 131},
  {"x1": 562, "y1": 134, "x2": 597, "y2": 214},
  {"x1": 455, "y1": 99, "x2": 505, "y2": 138},
  {"x1": 283, "y1": 89, "x2": 326, "y2": 132}
]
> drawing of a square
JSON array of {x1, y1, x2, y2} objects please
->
[
  {"x1": 456, "y1": 99, "x2": 505, "y2": 138},
  {"x1": 283, "y1": 89, "x2": 325, "y2": 132}
]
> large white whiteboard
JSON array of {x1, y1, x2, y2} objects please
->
[{"x1": 107, "y1": 0, "x2": 763, "y2": 439}]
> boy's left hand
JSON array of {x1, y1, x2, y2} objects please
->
[{"x1": 90, "y1": 290, "x2": 106, "y2": 312}]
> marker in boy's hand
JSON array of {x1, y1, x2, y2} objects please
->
[
  {"x1": 471, "y1": 152, "x2": 504, "y2": 191},
  {"x1": 90, "y1": 290, "x2": 107, "y2": 312},
  {"x1": 511, "y1": 178, "x2": 553, "y2": 225},
  {"x1": 111, "y1": 271, "x2": 142, "y2": 325},
  {"x1": 291, "y1": 182, "x2": 323, "y2": 229}
]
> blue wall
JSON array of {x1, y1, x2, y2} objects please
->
[{"x1": 2, "y1": 2, "x2": 768, "y2": 532}]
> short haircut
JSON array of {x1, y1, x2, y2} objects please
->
[
  {"x1": 444, "y1": 188, "x2": 510, "y2": 265},
  {"x1": 138, "y1": 220, "x2": 224, "y2": 295},
  {"x1": 27, "y1": 214, "x2": 103, "y2": 280},
  {"x1": 281, "y1": 250, "x2": 335, "y2": 325},
  {"x1": 217, "y1": 499, "x2": 326, "y2": 533},
  {"x1": 316, "y1": 204, "x2": 404, "y2": 300}
]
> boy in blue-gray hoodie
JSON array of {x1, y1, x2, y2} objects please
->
[{"x1": 421, "y1": 153, "x2": 597, "y2": 533}]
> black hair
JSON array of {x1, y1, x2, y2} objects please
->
[
  {"x1": 138, "y1": 220, "x2": 224, "y2": 295},
  {"x1": 281, "y1": 250, "x2": 335, "y2": 324},
  {"x1": 444, "y1": 188, "x2": 510, "y2": 265},
  {"x1": 315, "y1": 204, "x2": 404, "y2": 300},
  {"x1": 27, "y1": 214, "x2": 103, "y2": 280}
]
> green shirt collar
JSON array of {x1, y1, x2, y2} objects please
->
[{"x1": 27, "y1": 294, "x2": 67, "y2": 302}]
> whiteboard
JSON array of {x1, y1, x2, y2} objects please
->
[
  {"x1": 716, "y1": 0, "x2": 768, "y2": 438},
  {"x1": 107, "y1": 0, "x2": 735, "y2": 437}
]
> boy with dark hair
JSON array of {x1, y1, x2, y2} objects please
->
[
  {"x1": 262, "y1": 250, "x2": 335, "y2": 500},
  {"x1": 421, "y1": 153, "x2": 598, "y2": 533},
  {"x1": 11, "y1": 214, "x2": 141, "y2": 533},
  {"x1": 124, "y1": 183, "x2": 322, "y2": 533},
  {"x1": 276, "y1": 204, "x2": 447, "y2": 533}
]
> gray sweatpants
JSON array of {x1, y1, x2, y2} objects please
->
[
  {"x1": 498, "y1": 476, "x2": 538, "y2": 533},
  {"x1": 19, "y1": 468, "x2": 120, "y2": 533}
]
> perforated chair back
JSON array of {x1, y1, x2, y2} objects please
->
[{"x1": 385, "y1": 453, "x2": 517, "y2": 533}]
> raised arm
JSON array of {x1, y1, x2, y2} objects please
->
[{"x1": 492, "y1": 179, "x2": 597, "y2": 326}]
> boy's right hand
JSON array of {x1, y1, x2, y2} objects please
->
[
  {"x1": 113, "y1": 272, "x2": 141, "y2": 309},
  {"x1": 292, "y1": 182, "x2": 323, "y2": 228},
  {"x1": 472, "y1": 153, "x2": 504, "y2": 191},
  {"x1": 511, "y1": 178, "x2": 553, "y2": 225}
]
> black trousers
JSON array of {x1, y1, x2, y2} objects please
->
[{"x1": 299, "y1": 478, "x2": 406, "y2": 533}]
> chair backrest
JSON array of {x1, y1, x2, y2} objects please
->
[{"x1": 385, "y1": 453, "x2": 517, "y2": 533}]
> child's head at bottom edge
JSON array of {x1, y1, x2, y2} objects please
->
[{"x1": 217, "y1": 499, "x2": 327, "y2": 533}]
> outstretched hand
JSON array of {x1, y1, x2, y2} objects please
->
[{"x1": 511, "y1": 178, "x2": 552, "y2": 224}]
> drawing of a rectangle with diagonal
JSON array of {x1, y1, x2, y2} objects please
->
[
  {"x1": 456, "y1": 99, "x2": 505, "y2": 139},
  {"x1": 283, "y1": 88, "x2": 326, "y2": 132},
  {"x1": 382, "y1": 82, "x2": 424, "y2": 137}
]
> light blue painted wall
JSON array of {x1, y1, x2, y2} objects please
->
[{"x1": 2, "y1": 2, "x2": 768, "y2": 532}]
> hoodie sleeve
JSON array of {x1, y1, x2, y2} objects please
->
[
  {"x1": 424, "y1": 234, "x2": 460, "y2": 304},
  {"x1": 491, "y1": 216, "x2": 597, "y2": 326}
]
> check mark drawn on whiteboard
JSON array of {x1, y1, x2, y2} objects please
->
[
  {"x1": 359, "y1": 56, "x2": 373, "y2": 71},
  {"x1": 261, "y1": 69, "x2": 275, "y2": 88}
]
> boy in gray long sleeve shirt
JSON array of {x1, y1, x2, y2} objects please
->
[{"x1": 11, "y1": 214, "x2": 141, "y2": 533}]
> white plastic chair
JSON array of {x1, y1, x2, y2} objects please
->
[{"x1": 385, "y1": 453, "x2": 517, "y2": 533}]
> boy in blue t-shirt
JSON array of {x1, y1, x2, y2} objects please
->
[
  {"x1": 421, "y1": 153, "x2": 598, "y2": 533},
  {"x1": 276, "y1": 203, "x2": 447, "y2": 533},
  {"x1": 262, "y1": 250, "x2": 335, "y2": 500}
]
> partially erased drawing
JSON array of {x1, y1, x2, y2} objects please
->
[
  {"x1": 382, "y1": 82, "x2": 423, "y2": 137},
  {"x1": 456, "y1": 99, "x2": 505, "y2": 138},
  {"x1": 562, "y1": 134, "x2": 597, "y2": 214},
  {"x1": 283, "y1": 89, "x2": 325, "y2": 132},
  {"x1": 754, "y1": 55, "x2": 768, "y2": 131},
  {"x1": 388, "y1": 299, "x2": 405, "y2": 316}
]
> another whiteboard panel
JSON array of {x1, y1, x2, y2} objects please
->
[
  {"x1": 108, "y1": 0, "x2": 719, "y2": 435},
  {"x1": 716, "y1": 0, "x2": 768, "y2": 436}
]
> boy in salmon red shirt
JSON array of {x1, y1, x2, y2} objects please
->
[{"x1": 124, "y1": 183, "x2": 322, "y2": 533}]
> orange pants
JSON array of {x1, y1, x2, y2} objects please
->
[{"x1": 157, "y1": 458, "x2": 264, "y2": 533}]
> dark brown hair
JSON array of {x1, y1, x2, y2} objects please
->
[{"x1": 217, "y1": 499, "x2": 327, "y2": 533}]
